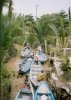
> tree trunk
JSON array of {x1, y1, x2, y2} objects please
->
[{"x1": 44, "y1": 39, "x2": 47, "y2": 54}]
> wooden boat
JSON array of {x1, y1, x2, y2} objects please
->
[
  {"x1": 20, "y1": 48, "x2": 31, "y2": 58},
  {"x1": 15, "y1": 86, "x2": 33, "y2": 100},
  {"x1": 34, "y1": 82, "x2": 55, "y2": 100},
  {"x1": 19, "y1": 57, "x2": 34, "y2": 74},
  {"x1": 30, "y1": 80, "x2": 35, "y2": 100},
  {"x1": 36, "y1": 51, "x2": 47, "y2": 63},
  {"x1": 30, "y1": 62, "x2": 43, "y2": 87}
]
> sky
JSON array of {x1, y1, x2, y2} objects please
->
[{"x1": 4, "y1": 0, "x2": 71, "y2": 18}]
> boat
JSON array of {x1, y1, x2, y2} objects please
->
[
  {"x1": 30, "y1": 62, "x2": 43, "y2": 87},
  {"x1": 36, "y1": 51, "x2": 47, "y2": 63},
  {"x1": 15, "y1": 86, "x2": 33, "y2": 100},
  {"x1": 34, "y1": 81, "x2": 55, "y2": 100},
  {"x1": 20, "y1": 48, "x2": 31, "y2": 58},
  {"x1": 30, "y1": 80, "x2": 34, "y2": 100},
  {"x1": 18, "y1": 57, "x2": 34, "y2": 74}
]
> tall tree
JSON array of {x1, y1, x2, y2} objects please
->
[
  {"x1": 68, "y1": 7, "x2": 71, "y2": 21},
  {"x1": 33, "y1": 14, "x2": 54, "y2": 53},
  {"x1": 8, "y1": 0, "x2": 13, "y2": 19},
  {"x1": 0, "y1": 0, "x2": 9, "y2": 15}
]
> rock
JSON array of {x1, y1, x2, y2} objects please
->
[
  {"x1": 54, "y1": 61, "x2": 64, "y2": 76},
  {"x1": 51, "y1": 73, "x2": 58, "y2": 81},
  {"x1": 66, "y1": 82, "x2": 71, "y2": 95}
]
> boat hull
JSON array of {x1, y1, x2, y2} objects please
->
[
  {"x1": 20, "y1": 49, "x2": 31, "y2": 58},
  {"x1": 15, "y1": 87, "x2": 33, "y2": 100},
  {"x1": 36, "y1": 51, "x2": 47, "y2": 63},
  {"x1": 30, "y1": 62, "x2": 43, "y2": 87},
  {"x1": 18, "y1": 57, "x2": 34, "y2": 74},
  {"x1": 34, "y1": 82, "x2": 55, "y2": 100}
]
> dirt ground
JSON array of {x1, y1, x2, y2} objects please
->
[{"x1": 5, "y1": 44, "x2": 25, "y2": 100}]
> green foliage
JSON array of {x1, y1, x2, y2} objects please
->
[
  {"x1": 1, "y1": 79, "x2": 11, "y2": 100},
  {"x1": 60, "y1": 56, "x2": 69, "y2": 71},
  {"x1": 1, "y1": 65, "x2": 11, "y2": 78},
  {"x1": 8, "y1": 44, "x2": 17, "y2": 57},
  {"x1": 14, "y1": 36, "x2": 25, "y2": 45},
  {"x1": 61, "y1": 63, "x2": 69, "y2": 71},
  {"x1": 27, "y1": 34, "x2": 39, "y2": 48},
  {"x1": 68, "y1": 7, "x2": 71, "y2": 21},
  {"x1": 2, "y1": 45, "x2": 17, "y2": 63},
  {"x1": 0, "y1": 15, "x2": 19, "y2": 63},
  {"x1": 0, "y1": 65, "x2": 12, "y2": 100}
]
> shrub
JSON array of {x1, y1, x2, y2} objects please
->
[
  {"x1": 0, "y1": 66, "x2": 12, "y2": 100},
  {"x1": 2, "y1": 45, "x2": 17, "y2": 63},
  {"x1": 14, "y1": 36, "x2": 25, "y2": 45},
  {"x1": 61, "y1": 56, "x2": 69, "y2": 71}
]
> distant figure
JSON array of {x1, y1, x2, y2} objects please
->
[
  {"x1": 34, "y1": 55, "x2": 39, "y2": 65},
  {"x1": 37, "y1": 45, "x2": 42, "y2": 52},
  {"x1": 37, "y1": 45, "x2": 43, "y2": 55},
  {"x1": 23, "y1": 43, "x2": 30, "y2": 51},
  {"x1": 17, "y1": 65, "x2": 23, "y2": 78},
  {"x1": 26, "y1": 43, "x2": 30, "y2": 49},
  {"x1": 37, "y1": 70, "x2": 44, "y2": 81},
  {"x1": 30, "y1": 51, "x2": 34, "y2": 58},
  {"x1": 41, "y1": 44, "x2": 45, "y2": 52}
]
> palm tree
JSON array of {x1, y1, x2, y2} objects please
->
[
  {"x1": 0, "y1": 0, "x2": 13, "y2": 65},
  {"x1": 33, "y1": 15, "x2": 53, "y2": 53},
  {"x1": 0, "y1": 0, "x2": 9, "y2": 15},
  {"x1": 8, "y1": 0, "x2": 13, "y2": 19},
  {"x1": 68, "y1": 7, "x2": 71, "y2": 21},
  {"x1": 49, "y1": 16, "x2": 70, "y2": 48}
]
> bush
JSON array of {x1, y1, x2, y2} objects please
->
[
  {"x1": 26, "y1": 34, "x2": 39, "y2": 48},
  {"x1": 61, "y1": 63, "x2": 69, "y2": 71},
  {"x1": 2, "y1": 50, "x2": 10, "y2": 63},
  {"x1": 2, "y1": 45, "x2": 17, "y2": 63},
  {"x1": 14, "y1": 36, "x2": 25, "y2": 45},
  {"x1": 8, "y1": 45, "x2": 17, "y2": 57},
  {"x1": 61, "y1": 56, "x2": 69, "y2": 71},
  {"x1": 1, "y1": 78, "x2": 11, "y2": 100},
  {"x1": 0, "y1": 66, "x2": 12, "y2": 100}
]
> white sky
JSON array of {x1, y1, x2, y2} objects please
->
[{"x1": 5, "y1": 0, "x2": 71, "y2": 18}]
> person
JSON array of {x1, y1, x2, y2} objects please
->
[
  {"x1": 30, "y1": 51, "x2": 34, "y2": 58},
  {"x1": 37, "y1": 45, "x2": 42, "y2": 52},
  {"x1": 34, "y1": 55, "x2": 39, "y2": 65},
  {"x1": 37, "y1": 45, "x2": 44, "y2": 56},
  {"x1": 26, "y1": 43, "x2": 30, "y2": 49},
  {"x1": 37, "y1": 70, "x2": 44, "y2": 81},
  {"x1": 23, "y1": 43, "x2": 30, "y2": 51},
  {"x1": 17, "y1": 64, "x2": 23, "y2": 78}
]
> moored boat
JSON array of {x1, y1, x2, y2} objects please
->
[
  {"x1": 20, "y1": 48, "x2": 31, "y2": 58},
  {"x1": 30, "y1": 62, "x2": 43, "y2": 87},
  {"x1": 36, "y1": 51, "x2": 47, "y2": 63},
  {"x1": 34, "y1": 81, "x2": 55, "y2": 100},
  {"x1": 18, "y1": 57, "x2": 34, "y2": 74},
  {"x1": 15, "y1": 86, "x2": 33, "y2": 100}
]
